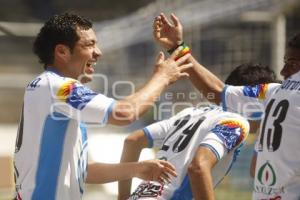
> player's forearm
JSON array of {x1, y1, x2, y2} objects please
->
[
  {"x1": 118, "y1": 179, "x2": 132, "y2": 200},
  {"x1": 188, "y1": 147, "x2": 217, "y2": 200},
  {"x1": 188, "y1": 56, "x2": 224, "y2": 105},
  {"x1": 86, "y1": 162, "x2": 141, "y2": 184},
  {"x1": 118, "y1": 132, "x2": 146, "y2": 199},
  {"x1": 109, "y1": 74, "x2": 169, "y2": 125},
  {"x1": 188, "y1": 164, "x2": 215, "y2": 200}
]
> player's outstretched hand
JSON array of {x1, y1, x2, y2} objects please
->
[
  {"x1": 136, "y1": 159, "x2": 177, "y2": 183},
  {"x1": 153, "y1": 49, "x2": 193, "y2": 85},
  {"x1": 153, "y1": 13, "x2": 183, "y2": 50}
]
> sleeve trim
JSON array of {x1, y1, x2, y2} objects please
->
[
  {"x1": 143, "y1": 128, "x2": 154, "y2": 148},
  {"x1": 102, "y1": 100, "x2": 116, "y2": 124},
  {"x1": 221, "y1": 85, "x2": 229, "y2": 111},
  {"x1": 199, "y1": 143, "x2": 221, "y2": 161}
]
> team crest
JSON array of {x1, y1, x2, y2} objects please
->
[
  {"x1": 211, "y1": 119, "x2": 247, "y2": 150},
  {"x1": 243, "y1": 84, "x2": 268, "y2": 100}
]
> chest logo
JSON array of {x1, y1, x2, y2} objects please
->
[{"x1": 257, "y1": 161, "x2": 276, "y2": 186}]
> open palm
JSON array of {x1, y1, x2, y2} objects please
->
[{"x1": 153, "y1": 13, "x2": 183, "y2": 50}]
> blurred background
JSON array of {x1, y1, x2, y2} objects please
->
[{"x1": 1, "y1": 0, "x2": 300, "y2": 199}]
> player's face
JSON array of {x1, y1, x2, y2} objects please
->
[
  {"x1": 281, "y1": 47, "x2": 300, "y2": 80},
  {"x1": 68, "y1": 27, "x2": 102, "y2": 83}
]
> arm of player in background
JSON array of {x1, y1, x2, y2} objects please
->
[
  {"x1": 153, "y1": 13, "x2": 224, "y2": 105},
  {"x1": 250, "y1": 131, "x2": 259, "y2": 178},
  {"x1": 118, "y1": 129, "x2": 150, "y2": 200},
  {"x1": 108, "y1": 50, "x2": 192, "y2": 126},
  {"x1": 188, "y1": 146, "x2": 217, "y2": 200},
  {"x1": 250, "y1": 154, "x2": 257, "y2": 178}
]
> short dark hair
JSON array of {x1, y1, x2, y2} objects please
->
[
  {"x1": 33, "y1": 12, "x2": 92, "y2": 68},
  {"x1": 225, "y1": 63, "x2": 278, "y2": 86},
  {"x1": 288, "y1": 33, "x2": 300, "y2": 50}
]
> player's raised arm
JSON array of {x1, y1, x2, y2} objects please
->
[
  {"x1": 108, "y1": 49, "x2": 193, "y2": 125},
  {"x1": 153, "y1": 13, "x2": 224, "y2": 105}
]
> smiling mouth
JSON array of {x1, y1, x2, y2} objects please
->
[
  {"x1": 85, "y1": 62, "x2": 96, "y2": 75},
  {"x1": 87, "y1": 62, "x2": 96, "y2": 67}
]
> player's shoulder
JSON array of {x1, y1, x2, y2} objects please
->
[
  {"x1": 25, "y1": 71, "x2": 49, "y2": 91},
  {"x1": 214, "y1": 110, "x2": 250, "y2": 137},
  {"x1": 174, "y1": 107, "x2": 196, "y2": 117},
  {"x1": 217, "y1": 109, "x2": 249, "y2": 125},
  {"x1": 176, "y1": 104, "x2": 219, "y2": 117},
  {"x1": 211, "y1": 112, "x2": 250, "y2": 149},
  {"x1": 46, "y1": 70, "x2": 77, "y2": 84},
  {"x1": 44, "y1": 70, "x2": 85, "y2": 94},
  {"x1": 25, "y1": 70, "x2": 81, "y2": 96}
]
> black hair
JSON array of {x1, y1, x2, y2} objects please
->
[
  {"x1": 225, "y1": 63, "x2": 278, "y2": 86},
  {"x1": 33, "y1": 12, "x2": 92, "y2": 69},
  {"x1": 288, "y1": 33, "x2": 300, "y2": 50}
]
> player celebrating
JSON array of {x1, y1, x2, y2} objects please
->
[
  {"x1": 152, "y1": 13, "x2": 300, "y2": 200},
  {"x1": 13, "y1": 13, "x2": 193, "y2": 200},
  {"x1": 119, "y1": 106, "x2": 249, "y2": 200},
  {"x1": 118, "y1": 63, "x2": 277, "y2": 200}
]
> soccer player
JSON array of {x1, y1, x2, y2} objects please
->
[
  {"x1": 13, "y1": 13, "x2": 193, "y2": 200},
  {"x1": 153, "y1": 13, "x2": 300, "y2": 200},
  {"x1": 120, "y1": 106, "x2": 249, "y2": 200},
  {"x1": 118, "y1": 64, "x2": 277, "y2": 200}
]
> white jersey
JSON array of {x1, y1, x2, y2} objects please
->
[
  {"x1": 14, "y1": 69, "x2": 115, "y2": 200},
  {"x1": 129, "y1": 105, "x2": 249, "y2": 200},
  {"x1": 223, "y1": 71, "x2": 300, "y2": 200}
]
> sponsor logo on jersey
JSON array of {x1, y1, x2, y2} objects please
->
[
  {"x1": 243, "y1": 84, "x2": 268, "y2": 100},
  {"x1": 27, "y1": 77, "x2": 41, "y2": 90},
  {"x1": 258, "y1": 161, "x2": 276, "y2": 186},
  {"x1": 211, "y1": 119, "x2": 247, "y2": 150},
  {"x1": 281, "y1": 79, "x2": 300, "y2": 91},
  {"x1": 129, "y1": 182, "x2": 164, "y2": 200},
  {"x1": 254, "y1": 161, "x2": 285, "y2": 197},
  {"x1": 259, "y1": 196, "x2": 282, "y2": 200}
]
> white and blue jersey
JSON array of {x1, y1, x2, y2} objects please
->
[
  {"x1": 222, "y1": 71, "x2": 300, "y2": 200},
  {"x1": 129, "y1": 105, "x2": 249, "y2": 200},
  {"x1": 14, "y1": 69, "x2": 115, "y2": 200}
]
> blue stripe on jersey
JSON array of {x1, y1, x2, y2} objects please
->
[
  {"x1": 80, "y1": 123, "x2": 87, "y2": 142},
  {"x1": 32, "y1": 112, "x2": 69, "y2": 200},
  {"x1": 199, "y1": 143, "x2": 221, "y2": 160},
  {"x1": 102, "y1": 100, "x2": 116, "y2": 124},
  {"x1": 143, "y1": 128, "x2": 153, "y2": 148},
  {"x1": 78, "y1": 123, "x2": 88, "y2": 194},
  {"x1": 221, "y1": 85, "x2": 228, "y2": 111},
  {"x1": 171, "y1": 175, "x2": 193, "y2": 200}
]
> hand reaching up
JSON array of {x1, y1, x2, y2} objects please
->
[{"x1": 153, "y1": 13, "x2": 184, "y2": 50}]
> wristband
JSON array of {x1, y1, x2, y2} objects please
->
[
  {"x1": 167, "y1": 42, "x2": 184, "y2": 54},
  {"x1": 167, "y1": 42, "x2": 191, "y2": 61}
]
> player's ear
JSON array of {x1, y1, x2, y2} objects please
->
[{"x1": 54, "y1": 44, "x2": 71, "y2": 62}]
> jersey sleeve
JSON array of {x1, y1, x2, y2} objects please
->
[
  {"x1": 221, "y1": 83, "x2": 281, "y2": 120},
  {"x1": 143, "y1": 118, "x2": 174, "y2": 148},
  {"x1": 50, "y1": 77, "x2": 115, "y2": 124},
  {"x1": 200, "y1": 116, "x2": 249, "y2": 160},
  {"x1": 143, "y1": 107, "x2": 194, "y2": 148}
]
